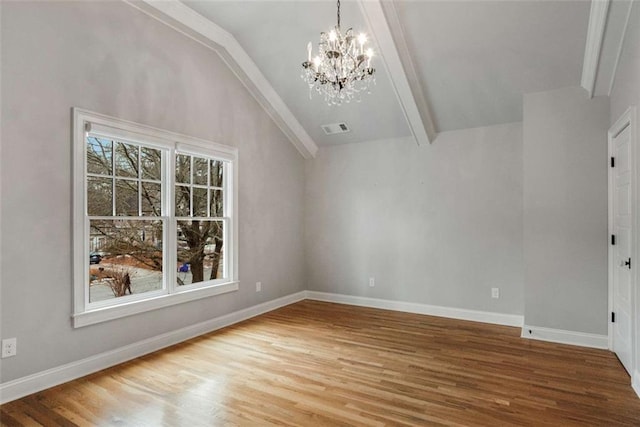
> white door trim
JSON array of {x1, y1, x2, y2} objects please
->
[{"x1": 608, "y1": 106, "x2": 637, "y2": 377}]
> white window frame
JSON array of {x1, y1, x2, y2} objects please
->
[{"x1": 73, "y1": 108, "x2": 239, "y2": 328}]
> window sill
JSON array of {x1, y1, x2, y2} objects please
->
[{"x1": 72, "y1": 281, "x2": 239, "y2": 328}]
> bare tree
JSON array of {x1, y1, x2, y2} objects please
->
[
  {"x1": 87, "y1": 137, "x2": 224, "y2": 287},
  {"x1": 177, "y1": 220, "x2": 223, "y2": 283}
]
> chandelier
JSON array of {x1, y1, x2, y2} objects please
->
[{"x1": 301, "y1": 0, "x2": 376, "y2": 105}]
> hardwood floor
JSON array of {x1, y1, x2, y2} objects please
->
[{"x1": 2, "y1": 300, "x2": 639, "y2": 426}]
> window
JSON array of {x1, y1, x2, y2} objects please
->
[{"x1": 73, "y1": 109, "x2": 238, "y2": 327}]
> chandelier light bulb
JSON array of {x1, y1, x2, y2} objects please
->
[{"x1": 300, "y1": 0, "x2": 376, "y2": 106}]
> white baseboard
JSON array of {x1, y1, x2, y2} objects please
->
[
  {"x1": 306, "y1": 291, "x2": 524, "y2": 327},
  {"x1": 520, "y1": 325, "x2": 609, "y2": 349},
  {"x1": 633, "y1": 370, "x2": 640, "y2": 399},
  {"x1": 0, "y1": 291, "x2": 306, "y2": 404}
]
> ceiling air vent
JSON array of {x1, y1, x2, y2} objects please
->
[{"x1": 321, "y1": 122, "x2": 350, "y2": 135}]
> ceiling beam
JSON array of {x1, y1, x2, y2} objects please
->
[
  {"x1": 580, "y1": 0, "x2": 610, "y2": 98},
  {"x1": 594, "y1": 0, "x2": 634, "y2": 97},
  {"x1": 127, "y1": 0, "x2": 318, "y2": 159},
  {"x1": 359, "y1": 0, "x2": 437, "y2": 145}
]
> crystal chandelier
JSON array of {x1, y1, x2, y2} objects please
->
[{"x1": 301, "y1": 0, "x2": 376, "y2": 105}]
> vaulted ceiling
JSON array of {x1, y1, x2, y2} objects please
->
[{"x1": 132, "y1": 0, "x2": 632, "y2": 157}]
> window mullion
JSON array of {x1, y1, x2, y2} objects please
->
[
  {"x1": 166, "y1": 148, "x2": 177, "y2": 295},
  {"x1": 190, "y1": 155, "x2": 194, "y2": 217},
  {"x1": 112, "y1": 150, "x2": 116, "y2": 216},
  {"x1": 223, "y1": 163, "x2": 230, "y2": 278},
  {"x1": 138, "y1": 147, "x2": 142, "y2": 217},
  {"x1": 84, "y1": 217, "x2": 90, "y2": 309},
  {"x1": 207, "y1": 160, "x2": 211, "y2": 217}
]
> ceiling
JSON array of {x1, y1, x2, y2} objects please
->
[
  {"x1": 183, "y1": 0, "x2": 412, "y2": 147},
  {"x1": 394, "y1": 1, "x2": 589, "y2": 131},
  {"x1": 136, "y1": 0, "x2": 626, "y2": 153}
]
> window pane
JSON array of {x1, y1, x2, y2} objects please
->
[
  {"x1": 175, "y1": 185, "x2": 190, "y2": 216},
  {"x1": 141, "y1": 147, "x2": 161, "y2": 180},
  {"x1": 141, "y1": 182, "x2": 161, "y2": 216},
  {"x1": 176, "y1": 154, "x2": 190, "y2": 184},
  {"x1": 87, "y1": 177, "x2": 113, "y2": 216},
  {"x1": 193, "y1": 157, "x2": 208, "y2": 186},
  {"x1": 193, "y1": 187, "x2": 207, "y2": 217},
  {"x1": 176, "y1": 220, "x2": 224, "y2": 286},
  {"x1": 210, "y1": 160, "x2": 223, "y2": 187},
  {"x1": 210, "y1": 189, "x2": 223, "y2": 217},
  {"x1": 116, "y1": 179, "x2": 139, "y2": 216},
  {"x1": 89, "y1": 219, "x2": 163, "y2": 303},
  {"x1": 87, "y1": 137, "x2": 112, "y2": 176},
  {"x1": 115, "y1": 142, "x2": 139, "y2": 178}
]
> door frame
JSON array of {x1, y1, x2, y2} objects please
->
[{"x1": 608, "y1": 105, "x2": 638, "y2": 380}]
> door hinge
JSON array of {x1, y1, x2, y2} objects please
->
[
  {"x1": 625, "y1": 257, "x2": 631, "y2": 269},
  {"x1": 611, "y1": 235, "x2": 616, "y2": 245},
  {"x1": 612, "y1": 312, "x2": 616, "y2": 323},
  {"x1": 611, "y1": 157, "x2": 615, "y2": 167}
]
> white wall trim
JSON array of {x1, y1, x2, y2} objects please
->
[
  {"x1": 633, "y1": 370, "x2": 640, "y2": 399},
  {"x1": 0, "y1": 291, "x2": 306, "y2": 404},
  {"x1": 125, "y1": 0, "x2": 318, "y2": 159},
  {"x1": 358, "y1": 1, "x2": 435, "y2": 146},
  {"x1": 306, "y1": 291, "x2": 524, "y2": 327},
  {"x1": 521, "y1": 325, "x2": 609, "y2": 349},
  {"x1": 581, "y1": 0, "x2": 611, "y2": 98}
]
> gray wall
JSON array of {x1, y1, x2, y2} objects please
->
[
  {"x1": 523, "y1": 86, "x2": 609, "y2": 334},
  {"x1": 609, "y1": 1, "x2": 640, "y2": 377},
  {"x1": 0, "y1": 1, "x2": 305, "y2": 382},
  {"x1": 305, "y1": 123, "x2": 524, "y2": 314}
]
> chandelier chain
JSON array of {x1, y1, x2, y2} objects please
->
[{"x1": 337, "y1": 0, "x2": 341, "y2": 29}]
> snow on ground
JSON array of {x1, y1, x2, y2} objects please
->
[{"x1": 89, "y1": 263, "x2": 213, "y2": 303}]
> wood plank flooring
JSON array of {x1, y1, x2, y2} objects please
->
[{"x1": 1, "y1": 300, "x2": 639, "y2": 426}]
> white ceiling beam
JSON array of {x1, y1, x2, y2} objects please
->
[
  {"x1": 597, "y1": 0, "x2": 634, "y2": 97},
  {"x1": 359, "y1": 0, "x2": 437, "y2": 145},
  {"x1": 581, "y1": 0, "x2": 610, "y2": 98},
  {"x1": 127, "y1": 0, "x2": 318, "y2": 159}
]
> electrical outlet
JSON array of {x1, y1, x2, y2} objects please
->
[
  {"x1": 256, "y1": 282, "x2": 262, "y2": 292},
  {"x1": 369, "y1": 277, "x2": 375, "y2": 287},
  {"x1": 491, "y1": 287, "x2": 500, "y2": 299},
  {"x1": 2, "y1": 338, "x2": 17, "y2": 358}
]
